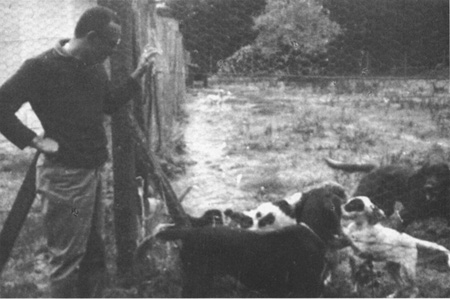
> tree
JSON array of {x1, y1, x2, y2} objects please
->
[
  {"x1": 167, "y1": 0, "x2": 266, "y2": 74},
  {"x1": 219, "y1": 0, "x2": 341, "y2": 75},
  {"x1": 254, "y1": 0, "x2": 341, "y2": 56},
  {"x1": 324, "y1": 0, "x2": 449, "y2": 76}
]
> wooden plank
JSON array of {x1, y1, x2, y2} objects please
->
[
  {"x1": 128, "y1": 112, "x2": 191, "y2": 228},
  {"x1": 0, "y1": 152, "x2": 39, "y2": 275}
]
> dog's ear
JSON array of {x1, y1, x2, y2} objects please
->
[
  {"x1": 367, "y1": 205, "x2": 386, "y2": 225},
  {"x1": 294, "y1": 193, "x2": 307, "y2": 223}
]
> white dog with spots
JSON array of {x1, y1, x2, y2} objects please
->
[{"x1": 343, "y1": 196, "x2": 450, "y2": 298}]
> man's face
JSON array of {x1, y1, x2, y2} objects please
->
[{"x1": 87, "y1": 21, "x2": 122, "y2": 64}]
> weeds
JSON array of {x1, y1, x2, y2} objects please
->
[
  {"x1": 434, "y1": 108, "x2": 450, "y2": 138},
  {"x1": 336, "y1": 125, "x2": 378, "y2": 153}
]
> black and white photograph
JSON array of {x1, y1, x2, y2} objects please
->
[{"x1": 0, "y1": 0, "x2": 448, "y2": 297}]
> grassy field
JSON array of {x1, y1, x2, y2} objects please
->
[{"x1": 1, "y1": 83, "x2": 450, "y2": 297}]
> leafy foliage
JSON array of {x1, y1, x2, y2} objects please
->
[
  {"x1": 254, "y1": 0, "x2": 341, "y2": 56},
  {"x1": 218, "y1": 0, "x2": 341, "y2": 76},
  {"x1": 323, "y1": 0, "x2": 449, "y2": 76},
  {"x1": 167, "y1": 0, "x2": 266, "y2": 73},
  {"x1": 219, "y1": 0, "x2": 449, "y2": 77}
]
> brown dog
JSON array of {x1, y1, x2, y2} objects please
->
[
  {"x1": 325, "y1": 158, "x2": 450, "y2": 227},
  {"x1": 155, "y1": 183, "x2": 349, "y2": 297}
]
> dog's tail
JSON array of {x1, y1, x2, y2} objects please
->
[
  {"x1": 324, "y1": 158, "x2": 377, "y2": 173},
  {"x1": 414, "y1": 237, "x2": 450, "y2": 268}
]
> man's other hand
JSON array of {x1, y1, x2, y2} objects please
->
[{"x1": 31, "y1": 136, "x2": 59, "y2": 154}]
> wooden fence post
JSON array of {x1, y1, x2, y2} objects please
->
[{"x1": 98, "y1": 0, "x2": 139, "y2": 280}]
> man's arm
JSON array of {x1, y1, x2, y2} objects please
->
[
  {"x1": 0, "y1": 60, "x2": 41, "y2": 149},
  {"x1": 103, "y1": 46, "x2": 162, "y2": 114},
  {"x1": 0, "y1": 59, "x2": 59, "y2": 154}
]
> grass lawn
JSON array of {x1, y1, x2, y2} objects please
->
[{"x1": 1, "y1": 83, "x2": 450, "y2": 297}]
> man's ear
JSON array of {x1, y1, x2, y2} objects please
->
[{"x1": 367, "y1": 206, "x2": 386, "y2": 225}]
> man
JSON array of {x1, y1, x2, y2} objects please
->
[{"x1": 0, "y1": 6, "x2": 159, "y2": 298}]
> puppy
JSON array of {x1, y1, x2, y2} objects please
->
[
  {"x1": 325, "y1": 158, "x2": 450, "y2": 227},
  {"x1": 224, "y1": 197, "x2": 298, "y2": 231},
  {"x1": 156, "y1": 225, "x2": 329, "y2": 297},
  {"x1": 226, "y1": 182, "x2": 349, "y2": 287},
  {"x1": 225, "y1": 181, "x2": 347, "y2": 234},
  {"x1": 293, "y1": 182, "x2": 350, "y2": 289},
  {"x1": 146, "y1": 182, "x2": 348, "y2": 297},
  {"x1": 294, "y1": 182, "x2": 348, "y2": 247},
  {"x1": 343, "y1": 196, "x2": 450, "y2": 298}
]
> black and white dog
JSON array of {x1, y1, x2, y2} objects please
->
[
  {"x1": 343, "y1": 196, "x2": 450, "y2": 297},
  {"x1": 155, "y1": 182, "x2": 350, "y2": 297},
  {"x1": 224, "y1": 181, "x2": 347, "y2": 238},
  {"x1": 224, "y1": 192, "x2": 301, "y2": 231}
]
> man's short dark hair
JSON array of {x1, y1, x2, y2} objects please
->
[{"x1": 74, "y1": 6, "x2": 121, "y2": 38}]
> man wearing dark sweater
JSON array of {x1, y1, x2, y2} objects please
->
[{"x1": 0, "y1": 6, "x2": 159, "y2": 297}]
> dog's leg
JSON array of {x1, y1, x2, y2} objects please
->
[
  {"x1": 401, "y1": 261, "x2": 419, "y2": 298},
  {"x1": 349, "y1": 256, "x2": 362, "y2": 296},
  {"x1": 181, "y1": 258, "x2": 213, "y2": 297},
  {"x1": 385, "y1": 261, "x2": 418, "y2": 298},
  {"x1": 385, "y1": 262, "x2": 403, "y2": 298}
]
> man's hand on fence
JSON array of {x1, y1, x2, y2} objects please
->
[{"x1": 131, "y1": 45, "x2": 163, "y2": 80}]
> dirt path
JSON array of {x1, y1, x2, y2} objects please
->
[{"x1": 173, "y1": 90, "x2": 255, "y2": 217}]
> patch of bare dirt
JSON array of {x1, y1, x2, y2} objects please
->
[{"x1": 172, "y1": 89, "x2": 258, "y2": 216}]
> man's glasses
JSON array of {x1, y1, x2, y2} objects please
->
[{"x1": 96, "y1": 32, "x2": 121, "y2": 49}]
